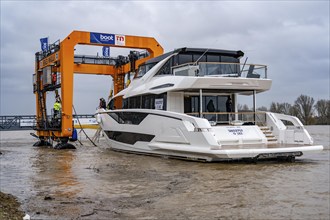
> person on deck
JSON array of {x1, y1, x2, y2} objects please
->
[
  {"x1": 226, "y1": 97, "x2": 233, "y2": 122},
  {"x1": 207, "y1": 100, "x2": 215, "y2": 112},
  {"x1": 226, "y1": 97, "x2": 232, "y2": 112},
  {"x1": 207, "y1": 99, "x2": 216, "y2": 121},
  {"x1": 99, "y1": 98, "x2": 106, "y2": 109}
]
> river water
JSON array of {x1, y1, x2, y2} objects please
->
[{"x1": 0, "y1": 126, "x2": 329, "y2": 219}]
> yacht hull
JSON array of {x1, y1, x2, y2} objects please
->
[{"x1": 96, "y1": 109, "x2": 323, "y2": 162}]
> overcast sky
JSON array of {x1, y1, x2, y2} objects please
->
[{"x1": 1, "y1": 1, "x2": 329, "y2": 115}]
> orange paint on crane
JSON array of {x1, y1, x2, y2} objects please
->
[{"x1": 34, "y1": 30, "x2": 163, "y2": 139}]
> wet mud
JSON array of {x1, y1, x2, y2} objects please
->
[
  {"x1": 0, "y1": 191, "x2": 24, "y2": 220},
  {"x1": 0, "y1": 127, "x2": 329, "y2": 219}
]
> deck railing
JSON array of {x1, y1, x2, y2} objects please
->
[
  {"x1": 172, "y1": 62, "x2": 267, "y2": 79},
  {"x1": 186, "y1": 111, "x2": 267, "y2": 126},
  {"x1": 74, "y1": 55, "x2": 117, "y2": 65}
]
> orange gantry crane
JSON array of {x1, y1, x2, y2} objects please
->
[{"x1": 33, "y1": 30, "x2": 163, "y2": 148}]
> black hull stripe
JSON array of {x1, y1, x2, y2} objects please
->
[
  {"x1": 104, "y1": 131, "x2": 155, "y2": 145},
  {"x1": 99, "y1": 111, "x2": 183, "y2": 121}
]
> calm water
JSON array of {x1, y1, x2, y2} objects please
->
[{"x1": 0, "y1": 126, "x2": 329, "y2": 219}]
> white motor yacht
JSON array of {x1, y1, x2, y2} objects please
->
[{"x1": 95, "y1": 48, "x2": 323, "y2": 162}]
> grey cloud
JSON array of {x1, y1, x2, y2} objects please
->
[{"x1": 0, "y1": 1, "x2": 329, "y2": 115}]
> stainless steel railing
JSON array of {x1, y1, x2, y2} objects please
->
[
  {"x1": 172, "y1": 62, "x2": 267, "y2": 79},
  {"x1": 186, "y1": 111, "x2": 267, "y2": 126}
]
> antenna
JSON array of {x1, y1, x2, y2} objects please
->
[
  {"x1": 193, "y1": 48, "x2": 210, "y2": 66},
  {"x1": 241, "y1": 57, "x2": 248, "y2": 73},
  {"x1": 193, "y1": 39, "x2": 218, "y2": 66}
]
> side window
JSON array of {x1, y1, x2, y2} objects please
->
[
  {"x1": 136, "y1": 63, "x2": 156, "y2": 78},
  {"x1": 220, "y1": 56, "x2": 240, "y2": 75},
  {"x1": 108, "y1": 112, "x2": 148, "y2": 125},
  {"x1": 123, "y1": 99, "x2": 128, "y2": 109},
  {"x1": 156, "y1": 60, "x2": 171, "y2": 75},
  {"x1": 207, "y1": 55, "x2": 220, "y2": 63},
  {"x1": 142, "y1": 94, "x2": 166, "y2": 110},
  {"x1": 172, "y1": 55, "x2": 179, "y2": 67},
  {"x1": 137, "y1": 65, "x2": 146, "y2": 78},
  {"x1": 142, "y1": 95, "x2": 154, "y2": 109},
  {"x1": 128, "y1": 96, "x2": 141, "y2": 109},
  {"x1": 193, "y1": 54, "x2": 206, "y2": 63},
  {"x1": 178, "y1": 54, "x2": 193, "y2": 65}
]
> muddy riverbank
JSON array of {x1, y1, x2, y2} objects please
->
[
  {"x1": 0, "y1": 191, "x2": 24, "y2": 220},
  {"x1": 0, "y1": 126, "x2": 329, "y2": 219}
]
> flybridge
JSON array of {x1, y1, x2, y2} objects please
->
[{"x1": 136, "y1": 47, "x2": 268, "y2": 79}]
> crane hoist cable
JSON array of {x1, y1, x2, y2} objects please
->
[{"x1": 72, "y1": 105, "x2": 97, "y2": 147}]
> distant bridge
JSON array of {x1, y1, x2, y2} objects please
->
[{"x1": 0, "y1": 114, "x2": 96, "y2": 131}]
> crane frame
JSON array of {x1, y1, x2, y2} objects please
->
[{"x1": 34, "y1": 30, "x2": 163, "y2": 145}]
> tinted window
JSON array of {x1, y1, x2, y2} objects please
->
[
  {"x1": 221, "y1": 56, "x2": 238, "y2": 63},
  {"x1": 108, "y1": 112, "x2": 148, "y2": 125},
  {"x1": 128, "y1": 96, "x2": 141, "y2": 108},
  {"x1": 207, "y1": 55, "x2": 220, "y2": 62},
  {"x1": 193, "y1": 54, "x2": 206, "y2": 63},
  {"x1": 142, "y1": 95, "x2": 154, "y2": 109},
  {"x1": 184, "y1": 95, "x2": 230, "y2": 113},
  {"x1": 178, "y1": 54, "x2": 193, "y2": 65},
  {"x1": 141, "y1": 94, "x2": 167, "y2": 110},
  {"x1": 136, "y1": 63, "x2": 156, "y2": 78},
  {"x1": 156, "y1": 60, "x2": 171, "y2": 75}
]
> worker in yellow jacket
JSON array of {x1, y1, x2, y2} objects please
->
[{"x1": 54, "y1": 100, "x2": 61, "y2": 119}]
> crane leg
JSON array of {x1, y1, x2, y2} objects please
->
[
  {"x1": 33, "y1": 139, "x2": 52, "y2": 147},
  {"x1": 32, "y1": 135, "x2": 52, "y2": 147},
  {"x1": 54, "y1": 137, "x2": 76, "y2": 149}
]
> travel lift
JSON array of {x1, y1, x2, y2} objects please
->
[{"x1": 33, "y1": 30, "x2": 163, "y2": 149}]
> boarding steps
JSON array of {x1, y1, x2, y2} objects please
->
[{"x1": 259, "y1": 126, "x2": 278, "y2": 144}]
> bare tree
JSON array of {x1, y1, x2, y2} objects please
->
[
  {"x1": 282, "y1": 103, "x2": 294, "y2": 115},
  {"x1": 314, "y1": 99, "x2": 330, "y2": 125},
  {"x1": 242, "y1": 104, "x2": 250, "y2": 111},
  {"x1": 237, "y1": 104, "x2": 250, "y2": 111},
  {"x1": 257, "y1": 106, "x2": 268, "y2": 111},
  {"x1": 293, "y1": 95, "x2": 315, "y2": 125},
  {"x1": 270, "y1": 102, "x2": 293, "y2": 114},
  {"x1": 270, "y1": 102, "x2": 282, "y2": 113}
]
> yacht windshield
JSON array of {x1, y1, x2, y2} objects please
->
[{"x1": 136, "y1": 63, "x2": 156, "y2": 78}]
